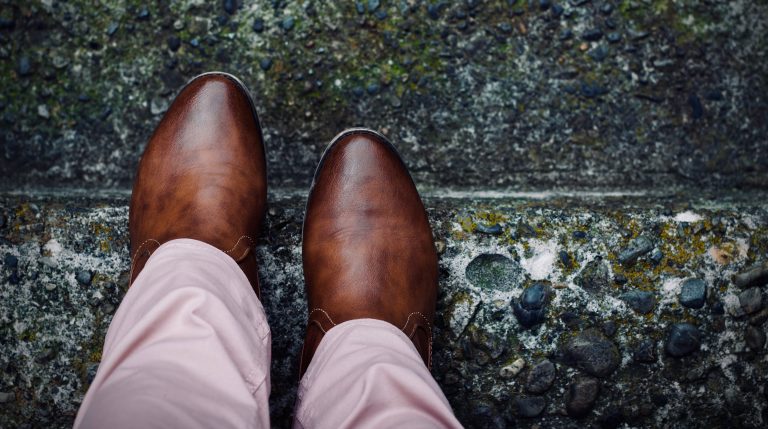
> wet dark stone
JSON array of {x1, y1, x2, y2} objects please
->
[
  {"x1": 476, "y1": 223, "x2": 503, "y2": 235},
  {"x1": 559, "y1": 250, "x2": 571, "y2": 268},
  {"x1": 620, "y1": 290, "x2": 656, "y2": 314},
  {"x1": 539, "y1": 0, "x2": 551, "y2": 11},
  {"x1": 514, "y1": 396, "x2": 546, "y2": 418},
  {"x1": 572, "y1": 230, "x2": 587, "y2": 239},
  {"x1": 513, "y1": 283, "x2": 550, "y2": 328},
  {"x1": 607, "y1": 32, "x2": 622, "y2": 43},
  {"x1": 745, "y1": 326, "x2": 766, "y2": 350},
  {"x1": 8, "y1": 271, "x2": 20, "y2": 285},
  {"x1": 466, "y1": 254, "x2": 521, "y2": 291},
  {"x1": 427, "y1": 2, "x2": 446, "y2": 19},
  {"x1": 282, "y1": 16, "x2": 295, "y2": 31},
  {"x1": 252, "y1": 18, "x2": 264, "y2": 32},
  {"x1": 600, "y1": 3, "x2": 613, "y2": 14},
  {"x1": 566, "y1": 376, "x2": 600, "y2": 417},
  {"x1": 367, "y1": 0, "x2": 380, "y2": 12},
  {"x1": 355, "y1": 1, "x2": 365, "y2": 14},
  {"x1": 552, "y1": 3, "x2": 564, "y2": 17},
  {"x1": 602, "y1": 320, "x2": 617, "y2": 337},
  {"x1": 576, "y1": 259, "x2": 610, "y2": 293},
  {"x1": 614, "y1": 274, "x2": 628, "y2": 285},
  {"x1": 680, "y1": 278, "x2": 707, "y2": 309},
  {"x1": 633, "y1": 339, "x2": 657, "y2": 363},
  {"x1": 18, "y1": 56, "x2": 31, "y2": 76},
  {"x1": 352, "y1": 86, "x2": 364, "y2": 97},
  {"x1": 498, "y1": 22, "x2": 513, "y2": 34},
  {"x1": 223, "y1": 0, "x2": 237, "y2": 14},
  {"x1": 259, "y1": 58, "x2": 273, "y2": 71},
  {"x1": 629, "y1": 29, "x2": 650, "y2": 40},
  {"x1": 366, "y1": 83, "x2": 380, "y2": 94},
  {"x1": 167, "y1": 36, "x2": 181, "y2": 52},
  {"x1": 665, "y1": 323, "x2": 701, "y2": 357},
  {"x1": 374, "y1": 9, "x2": 387, "y2": 20},
  {"x1": 76, "y1": 270, "x2": 93, "y2": 286},
  {"x1": 749, "y1": 307, "x2": 768, "y2": 326},
  {"x1": 526, "y1": 359, "x2": 556, "y2": 394},
  {"x1": 0, "y1": 213, "x2": 5, "y2": 229},
  {"x1": 689, "y1": 94, "x2": 704, "y2": 119},
  {"x1": 106, "y1": 21, "x2": 119, "y2": 37},
  {"x1": 740, "y1": 287, "x2": 763, "y2": 315},
  {"x1": 650, "y1": 248, "x2": 663, "y2": 264},
  {"x1": 589, "y1": 45, "x2": 609, "y2": 62},
  {"x1": 582, "y1": 28, "x2": 604, "y2": 41},
  {"x1": 559, "y1": 29, "x2": 573, "y2": 41},
  {"x1": 136, "y1": 6, "x2": 150, "y2": 21},
  {"x1": 4, "y1": 254, "x2": 18, "y2": 269},
  {"x1": 734, "y1": 261, "x2": 768, "y2": 288},
  {"x1": 618, "y1": 236, "x2": 653, "y2": 265},
  {"x1": 570, "y1": 0, "x2": 591, "y2": 6},
  {"x1": 562, "y1": 329, "x2": 620, "y2": 378},
  {"x1": 581, "y1": 83, "x2": 608, "y2": 98}
]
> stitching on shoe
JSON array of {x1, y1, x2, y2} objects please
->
[
  {"x1": 307, "y1": 308, "x2": 337, "y2": 333},
  {"x1": 129, "y1": 238, "x2": 161, "y2": 282},
  {"x1": 224, "y1": 235, "x2": 256, "y2": 261}
]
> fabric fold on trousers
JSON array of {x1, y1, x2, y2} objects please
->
[
  {"x1": 74, "y1": 239, "x2": 271, "y2": 429},
  {"x1": 75, "y1": 238, "x2": 462, "y2": 428},
  {"x1": 294, "y1": 318, "x2": 463, "y2": 429}
]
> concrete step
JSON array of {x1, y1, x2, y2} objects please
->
[
  {"x1": 2, "y1": 1, "x2": 768, "y2": 190},
  {"x1": 1, "y1": 189, "x2": 767, "y2": 428}
]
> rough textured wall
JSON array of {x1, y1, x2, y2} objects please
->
[{"x1": 1, "y1": 0, "x2": 767, "y2": 190}]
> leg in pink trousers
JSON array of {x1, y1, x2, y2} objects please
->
[
  {"x1": 294, "y1": 319, "x2": 464, "y2": 429},
  {"x1": 74, "y1": 239, "x2": 271, "y2": 429},
  {"x1": 75, "y1": 239, "x2": 462, "y2": 428}
]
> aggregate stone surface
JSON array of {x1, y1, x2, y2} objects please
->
[{"x1": 1, "y1": 190, "x2": 767, "y2": 428}]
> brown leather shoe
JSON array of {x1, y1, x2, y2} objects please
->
[
  {"x1": 129, "y1": 72, "x2": 267, "y2": 296},
  {"x1": 300, "y1": 128, "x2": 438, "y2": 376}
]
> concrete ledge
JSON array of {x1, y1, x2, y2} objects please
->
[{"x1": 0, "y1": 190, "x2": 767, "y2": 428}]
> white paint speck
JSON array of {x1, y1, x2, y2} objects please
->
[
  {"x1": 43, "y1": 239, "x2": 63, "y2": 260},
  {"x1": 673, "y1": 211, "x2": 703, "y2": 222},
  {"x1": 520, "y1": 239, "x2": 558, "y2": 280}
]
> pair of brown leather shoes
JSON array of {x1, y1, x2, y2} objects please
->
[{"x1": 129, "y1": 73, "x2": 438, "y2": 376}]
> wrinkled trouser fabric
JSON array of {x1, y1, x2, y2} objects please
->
[{"x1": 75, "y1": 239, "x2": 462, "y2": 429}]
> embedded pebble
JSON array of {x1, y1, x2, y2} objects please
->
[
  {"x1": 680, "y1": 278, "x2": 707, "y2": 309},
  {"x1": 513, "y1": 283, "x2": 550, "y2": 328},
  {"x1": 745, "y1": 326, "x2": 765, "y2": 350},
  {"x1": 575, "y1": 259, "x2": 610, "y2": 293},
  {"x1": 76, "y1": 270, "x2": 93, "y2": 285},
  {"x1": 562, "y1": 329, "x2": 620, "y2": 378},
  {"x1": 476, "y1": 223, "x2": 503, "y2": 235},
  {"x1": 665, "y1": 323, "x2": 701, "y2": 357},
  {"x1": 566, "y1": 376, "x2": 600, "y2": 417},
  {"x1": 465, "y1": 254, "x2": 521, "y2": 291},
  {"x1": 733, "y1": 261, "x2": 768, "y2": 288},
  {"x1": 514, "y1": 396, "x2": 546, "y2": 418},
  {"x1": 0, "y1": 391, "x2": 13, "y2": 403},
  {"x1": 620, "y1": 290, "x2": 656, "y2": 314},
  {"x1": 739, "y1": 287, "x2": 763, "y2": 315},
  {"x1": 618, "y1": 236, "x2": 653, "y2": 265},
  {"x1": 500, "y1": 357, "x2": 526, "y2": 379},
  {"x1": 526, "y1": 359, "x2": 556, "y2": 394},
  {"x1": 633, "y1": 339, "x2": 657, "y2": 363}
]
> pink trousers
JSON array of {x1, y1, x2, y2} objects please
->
[{"x1": 74, "y1": 239, "x2": 462, "y2": 428}]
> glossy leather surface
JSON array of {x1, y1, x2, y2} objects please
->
[
  {"x1": 300, "y1": 129, "x2": 438, "y2": 375},
  {"x1": 129, "y1": 73, "x2": 267, "y2": 294}
]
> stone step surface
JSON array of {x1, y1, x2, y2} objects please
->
[
  {"x1": 2, "y1": 0, "x2": 767, "y2": 190},
  {"x1": 1, "y1": 189, "x2": 767, "y2": 428}
]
